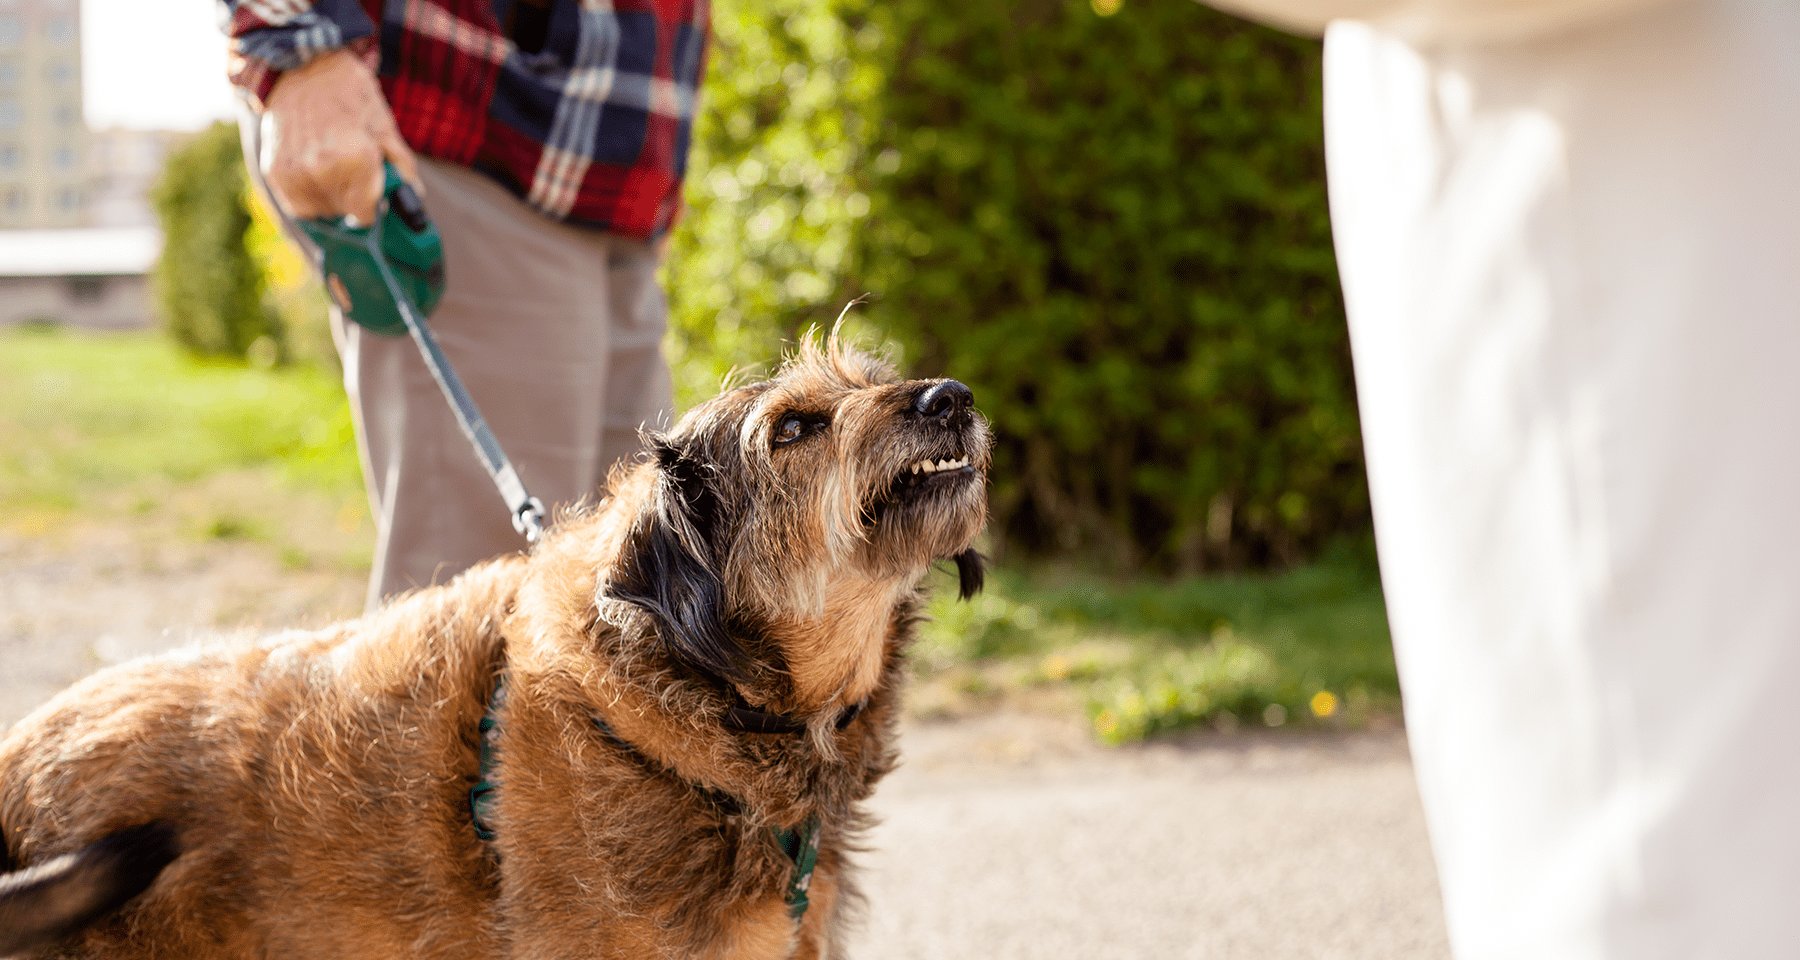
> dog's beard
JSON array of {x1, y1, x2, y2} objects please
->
[{"x1": 853, "y1": 428, "x2": 989, "y2": 580}]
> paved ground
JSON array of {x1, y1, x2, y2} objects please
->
[
  {"x1": 0, "y1": 530, "x2": 1450, "y2": 958},
  {"x1": 854, "y1": 716, "x2": 1447, "y2": 959}
]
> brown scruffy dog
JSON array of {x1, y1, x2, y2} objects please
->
[{"x1": 0, "y1": 339, "x2": 990, "y2": 959}]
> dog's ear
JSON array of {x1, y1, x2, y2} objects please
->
[
  {"x1": 651, "y1": 435, "x2": 707, "y2": 499},
  {"x1": 953, "y1": 548, "x2": 985, "y2": 601},
  {"x1": 607, "y1": 435, "x2": 752, "y2": 685}
]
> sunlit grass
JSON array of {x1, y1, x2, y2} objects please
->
[
  {"x1": 0, "y1": 326, "x2": 368, "y2": 566},
  {"x1": 915, "y1": 547, "x2": 1399, "y2": 743}
]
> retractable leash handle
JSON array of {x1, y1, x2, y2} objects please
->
[
  {"x1": 294, "y1": 164, "x2": 547, "y2": 544},
  {"x1": 298, "y1": 165, "x2": 444, "y2": 337}
]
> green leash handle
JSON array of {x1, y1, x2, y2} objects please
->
[{"x1": 298, "y1": 164, "x2": 445, "y2": 337}]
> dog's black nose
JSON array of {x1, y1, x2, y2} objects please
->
[{"x1": 914, "y1": 380, "x2": 974, "y2": 421}]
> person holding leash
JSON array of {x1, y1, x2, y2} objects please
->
[
  {"x1": 221, "y1": 0, "x2": 708, "y2": 608},
  {"x1": 1192, "y1": 0, "x2": 1800, "y2": 956}
]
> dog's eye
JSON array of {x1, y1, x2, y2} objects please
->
[{"x1": 772, "y1": 414, "x2": 821, "y2": 447}]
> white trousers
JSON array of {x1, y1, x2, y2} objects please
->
[{"x1": 1324, "y1": 2, "x2": 1800, "y2": 956}]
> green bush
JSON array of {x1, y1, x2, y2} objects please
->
[
  {"x1": 670, "y1": 0, "x2": 1366, "y2": 571},
  {"x1": 662, "y1": 1, "x2": 889, "y2": 401},
  {"x1": 152, "y1": 122, "x2": 285, "y2": 363}
]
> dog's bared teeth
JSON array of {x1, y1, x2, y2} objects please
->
[{"x1": 902, "y1": 456, "x2": 970, "y2": 483}]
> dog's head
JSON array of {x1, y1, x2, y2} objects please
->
[{"x1": 603, "y1": 338, "x2": 991, "y2": 712}]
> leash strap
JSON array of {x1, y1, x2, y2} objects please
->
[
  {"x1": 468, "y1": 676, "x2": 506, "y2": 842},
  {"x1": 773, "y1": 817, "x2": 821, "y2": 921},
  {"x1": 361, "y1": 233, "x2": 545, "y2": 543}
]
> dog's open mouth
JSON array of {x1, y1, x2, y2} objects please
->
[
  {"x1": 864, "y1": 450, "x2": 978, "y2": 527},
  {"x1": 892, "y1": 453, "x2": 976, "y2": 497}
]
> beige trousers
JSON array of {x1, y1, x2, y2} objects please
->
[
  {"x1": 1323, "y1": 1, "x2": 1800, "y2": 956},
  {"x1": 333, "y1": 159, "x2": 671, "y2": 608}
]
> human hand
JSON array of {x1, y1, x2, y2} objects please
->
[{"x1": 259, "y1": 49, "x2": 420, "y2": 224}]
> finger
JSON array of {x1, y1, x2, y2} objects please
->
[
  {"x1": 266, "y1": 154, "x2": 335, "y2": 220},
  {"x1": 312, "y1": 136, "x2": 384, "y2": 224},
  {"x1": 378, "y1": 127, "x2": 424, "y2": 197},
  {"x1": 258, "y1": 113, "x2": 327, "y2": 219}
]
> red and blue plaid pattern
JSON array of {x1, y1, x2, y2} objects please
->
[{"x1": 224, "y1": 0, "x2": 709, "y2": 240}]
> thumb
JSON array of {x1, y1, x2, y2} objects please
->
[
  {"x1": 342, "y1": 158, "x2": 385, "y2": 226},
  {"x1": 379, "y1": 126, "x2": 424, "y2": 198}
]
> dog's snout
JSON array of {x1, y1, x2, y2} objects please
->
[{"x1": 913, "y1": 380, "x2": 974, "y2": 421}]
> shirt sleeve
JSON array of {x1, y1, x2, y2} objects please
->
[
  {"x1": 1197, "y1": 0, "x2": 1684, "y2": 42},
  {"x1": 220, "y1": 0, "x2": 379, "y2": 109}
]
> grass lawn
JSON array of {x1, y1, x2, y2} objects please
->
[
  {"x1": 1, "y1": 327, "x2": 1401, "y2": 741},
  {"x1": 0, "y1": 325, "x2": 370, "y2": 569},
  {"x1": 914, "y1": 549, "x2": 1398, "y2": 743}
]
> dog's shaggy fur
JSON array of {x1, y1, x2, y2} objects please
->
[{"x1": 0, "y1": 340, "x2": 990, "y2": 959}]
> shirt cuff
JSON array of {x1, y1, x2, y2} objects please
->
[{"x1": 227, "y1": 5, "x2": 378, "y2": 110}]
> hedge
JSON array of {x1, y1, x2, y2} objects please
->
[
  {"x1": 667, "y1": 0, "x2": 1367, "y2": 571},
  {"x1": 152, "y1": 122, "x2": 287, "y2": 364}
]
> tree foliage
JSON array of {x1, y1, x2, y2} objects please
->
[
  {"x1": 151, "y1": 121, "x2": 285, "y2": 363},
  {"x1": 669, "y1": 0, "x2": 1366, "y2": 570}
]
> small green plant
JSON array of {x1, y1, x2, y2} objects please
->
[{"x1": 914, "y1": 552, "x2": 1397, "y2": 743}]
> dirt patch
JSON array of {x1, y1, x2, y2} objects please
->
[{"x1": 0, "y1": 525, "x2": 362, "y2": 726}]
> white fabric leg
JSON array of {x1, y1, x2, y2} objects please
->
[{"x1": 1323, "y1": 2, "x2": 1800, "y2": 956}]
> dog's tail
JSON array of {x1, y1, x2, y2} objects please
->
[{"x1": 0, "y1": 821, "x2": 179, "y2": 956}]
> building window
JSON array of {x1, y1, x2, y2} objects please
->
[
  {"x1": 52, "y1": 145, "x2": 74, "y2": 169},
  {"x1": 0, "y1": 100, "x2": 19, "y2": 130},
  {"x1": 0, "y1": 16, "x2": 20, "y2": 47},
  {"x1": 66, "y1": 276, "x2": 108, "y2": 304},
  {"x1": 46, "y1": 60, "x2": 73, "y2": 83},
  {"x1": 4, "y1": 186, "x2": 24, "y2": 212},
  {"x1": 0, "y1": 143, "x2": 16, "y2": 169},
  {"x1": 44, "y1": 17, "x2": 74, "y2": 44},
  {"x1": 0, "y1": 62, "x2": 16, "y2": 85},
  {"x1": 53, "y1": 102, "x2": 78, "y2": 126}
]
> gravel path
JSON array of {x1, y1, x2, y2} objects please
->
[{"x1": 0, "y1": 530, "x2": 1450, "y2": 958}]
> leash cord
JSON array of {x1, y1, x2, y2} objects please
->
[{"x1": 362, "y1": 229, "x2": 546, "y2": 543}]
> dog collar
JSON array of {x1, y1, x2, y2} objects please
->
[
  {"x1": 468, "y1": 674, "x2": 826, "y2": 922},
  {"x1": 722, "y1": 702, "x2": 863, "y2": 735}
]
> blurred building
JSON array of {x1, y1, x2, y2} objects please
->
[
  {"x1": 0, "y1": 0, "x2": 87, "y2": 228},
  {"x1": 0, "y1": 2, "x2": 183, "y2": 331},
  {"x1": 0, "y1": 226, "x2": 156, "y2": 328},
  {"x1": 87, "y1": 127, "x2": 187, "y2": 228}
]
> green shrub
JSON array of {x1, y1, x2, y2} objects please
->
[
  {"x1": 151, "y1": 122, "x2": 285, "y2": 363},
  {"x1": 662, "y1": 0, "x2": 890, "y2": 400},
  {"x1": 670, "y1": 0, "x2": 1366, "y2": 571}
]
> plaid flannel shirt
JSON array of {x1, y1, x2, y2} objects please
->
[{"x1": 223, "y1": 0, "x2": 709, "y2": 240}]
